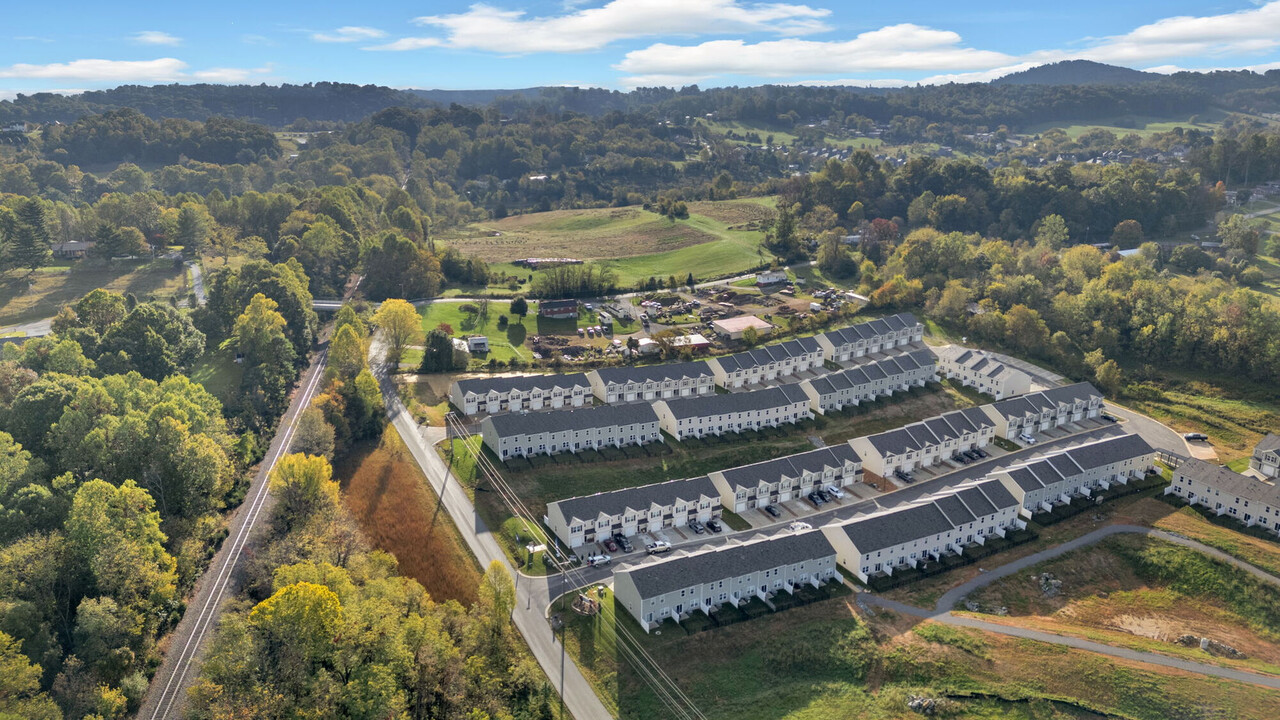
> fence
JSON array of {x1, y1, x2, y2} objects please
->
[
  {"x1": 1030, "y1": 472, "x2": 1167, "y2": 526},
  {"x1": 1155, "y1": 450, "x2": 1188, "y2": 468}
]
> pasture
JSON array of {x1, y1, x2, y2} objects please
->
[{"x1": 0, "y1": 257, "x2": 188, "y2": 326}]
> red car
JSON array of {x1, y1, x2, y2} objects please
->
[{"x1": 602, "y1": 538, "x2": 619, "y2": 552}]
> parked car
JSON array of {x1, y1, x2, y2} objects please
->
[
  {"x1": 613, "y1": 534, "x2": 633, "y2": 553},
  {"x1": 1101, "y1": 413, "x2": 1118, "y2": 423},
  {"x1": 763, "y1": 505, "x2": 781, "y2": 518},
  {"x1": 825, "y1": 485, "x2": 845, "y2": 499},
  {"x1": 705, "y1": 519, "x2": 723, "y2": 533},
  {"x1": 586, "y1": 555, "x2": 611, "y2": 567},
  {"x1": 952, "y1": 452, "x2": 971, "y2": 464},
  {"x1": 807, "y1": 492, "x2": 825, "y2": 507},
  {"x1": 788, "y1": 521, "x2": 812, "y2": 532},
  {"x1": 894, "y1": 470, "x2": 914, "y2": 484},
  {"x1": 963, "y1": 450, "x2": 980, "y2": 461},
  {"x1": 688, "y1": 520, "x2": 706, "y2": 534},
  {"x1": 1019, "y1": 433, "x2": 1038, "y2": 445},
  {"x1": 602, "y1": 538, "x2": 618, "y2": 552},
  {"x1": 973, "y1": 447, "x2": 988, "y2": 458},
  {"x1": 646, "y1": 540, "x2": 672, "y2": 555},
  {"x1": 1184, "y1": 432, "x2": 1209, "y2": 441}
]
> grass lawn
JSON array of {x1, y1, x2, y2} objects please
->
[
  {"x1": 1024, "y1": 110, "x2": 1229, "y2": 140},
  {"x1": 0, "y1": 257, "x2": 187, "y2": 325},
  {"x1": 701, "y1": 119, "x2": 885, "y2": 151},
  {"x1": 337, "y1": 427, "x2": 482, "y2": 605},
  {"x1": 1149, "y1": 498, "x2": 1280, "y2": 578},
  {"x1": 402, "y1": 375, "x2": 452, "y2": 426},
  {"x1": 419, "y1": 300, "x2": 531, "y2": 363},
  {"x1": 189, "y1": 341, "x2": 243, "y2": 405}
]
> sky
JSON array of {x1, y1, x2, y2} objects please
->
[{"x1": 5, "y1": 0, "x2": 1280, "y2": 99}]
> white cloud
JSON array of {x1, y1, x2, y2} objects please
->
[
  {"x1": 369, "y1": 0, "x2": 830, "y2": 53},
  {"x1": 0, "y1": 58, "x2": 189, "y2": 82},
  {"x1": 1066, "y1": 2, "x2": 1280, "y2": 65},
  {"x1": 311, "y1": 26, "x2": 387, "y2": 43},
  {"x1": 131, "y1": 30, "x2": 182, "y2": 46},
  {"x1": 192, "y1": 65, "x2": 274, "y2": 83}
]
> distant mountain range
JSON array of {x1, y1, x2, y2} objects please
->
[{"x1": 992, "y1": 60, "x2": 1165, "y2": 86}]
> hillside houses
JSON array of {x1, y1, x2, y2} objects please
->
[
  {"x1": 709, "y1": 444, "x2": 863, "y2": 513},
  {"x1": 449, "y1": 373, "x2": 591, "y2": 416},
  {"x1": 980, "y1": 382, "x2": 1104, "y2": 440},
  {"x1": 1167, "y1": 458, "x2": 1280, "y2": 536},
  {"x1": 935, "y1": 346, "x2": 1032, "y2": 400},
  {"x1": 653, "y1": 385, "x2": 813, "y2": 440},
  {"x1": 849, "y1": 407, "x2": 996, "y2": 478},
  {"x1": 822, "y1": 478, "x2": 1022, "y2": 582},
  {"x1": 479, "y1": 404, "x2": 660, "y2": 460},
  {"x1": 1251, "y1": 434, "x2": 1280, "y2": 479},
  {"x1": 993, "y1": 433, "x2": 1154, "y2": 513},
  {"x1": 799, "y1": 348, "x2": 937, "y2": 413},
  {"x1": 586, "y1": 361, "x2": 715, "y2": 404},
  {"x1": 613, "y1": 531, "x2": 839, "y2": 633},
  {"x1": 545, "y1": 476, "x2": 720, "y2": 548},
  {"x1": 814, "y1": 313, "x2": 923, "y2": 363},
  {"x1": 707, "y1": 336, "x2": 823, "y2": 388}
]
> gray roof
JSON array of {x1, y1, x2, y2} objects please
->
[
  {"x1": 550, "y1": 476, "x2": 718, "y2": 523},
  {"x1": 839, "y1": 503, "x2": 955, "y2": 553},
  {"x1": 806, "y1": 348, "x2": 935, "y2": 397},
  {"x1": 658, "y1": 384, "x2": 810, "y2": 420},
  {"x1": 712, "y1": 336, "x2": 822, "y2": 373},
  {"x1": 1002, "y1": 433, "x2": 1152, "y2": 490},
  {"x1": 818, "y1": 312, "x2": 921, "y2": 347},
  {"x1": 455, "y1": 372, "x2": 590, "y2": 397},
  {"x1": 484, "y1": 403, "x2": 658, "y2": 436},
  {"x1": 591, "y1": 361, "x2": 713, "y2": 386},
  {"x1": 620, "y1": 530, "x2": 836, "y2": 598},
  {"x1": 717, "y1": 444, "x2": 861, "y2": 489},
  {"x1": 863, "y1": 407, "x2": 992, "y2": 456},
  {"x1": 933, "y1": 494, "x2": 975, "y2": 526},
  {"x1": 1257, "y1": 434, "x2": 1280, "y2": 454},
  {"x1": 987, "y1": 382, "x2": 1102, "y2": 418},
  {"x1": 1177, "y1": 458, "x2": 1280, "y2": 507}
]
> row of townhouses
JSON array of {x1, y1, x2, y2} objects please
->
[
  {"x1": 707, "y1": 336, "x2": 823, "y2": 388},
  {"x1": 850, "y1": 407, "x2": 997, "y2": 477},
  {"x1": 935, "y1": 346, "x2": 1033, "y2": 400},
  {"x1": 982, "y1": 382, "x2": 1104, "y2": 439},
  {"x1": 450, "y1": 373, "x2": 592, "y2": 416},
  {"x1": 1167, "y1": 458, "x2": 1280, "y2": 536},
  {"x1": 1251, "y1": 434, "x2": 1280, "y2": 480},
  {"x1": 799, "y1": 348, "x2": 937, "y2": 413},
  {"x1": 815, "y1": 312, "x2": 924, "y2": 362},
  {"x1": 709, "y1": 444, "x2": 863, "y2": 513},
  {"x1": 653, "y1": 384, "x2": 813, "y2": 440},
  {"x1": 586, "y1": 361, "x2": 716, "y2": 404},
  {"x1": 478, "y1": 404, "x2": 660, "y2": 460},
  {"x1": 823, "y1": 478, "x2": 1022, "y2": 582},
  {"x1": 545, "y1": 476, "x2": 720, "y2": 549},
  {"x1": 991, "y1": 433, "x2": 1155, "y2": 513},
  {"x1": 613, "y1": 531, "x2": 840, "y2": 632}
]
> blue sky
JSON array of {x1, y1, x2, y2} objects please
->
[{"x1": 5, "y1": 1, "x2": 1280, "y2": 98}]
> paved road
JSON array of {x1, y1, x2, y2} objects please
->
[
  {"x1": 137, "y1": 346, "x2": 331, "y2": 720},
  {"x1": 860, "y1": 525, "x2": 1280, "y2": 690},
  {"x1": 0, "y1": 316, "x2": 53, "y2": 338},
  {"x1": 372, "y1": 337, "x2": 612, "y2": 720}
]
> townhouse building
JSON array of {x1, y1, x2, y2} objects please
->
[
  {"x1": 652, "y1": 384, "x2": 813, "y2": 441},
  {"x1": 822, "y1": 478, "x2": 1022, "y2": 582},
  {"x1": 450, "y1": 373, "x2": 591, "y2": 416},
  {"x1": 849, "y1": 407, "x2": 996, "y2": 477},
  {"x1": 479, "y1": 403, "x2": 660, "y2": 460},
  {"x1": 993, "y1": 433, "x2": 1154, "y2": 513},
  {"x1": 707, "y1": 336, "x2": 823, "y2": 388},
  {"x1": 1250, "y1": 434, "x2": 1280, "y2": 479},
  {"x1": 709, "y1": 444, "x2": 863, "y2": 513},
  {"x1": 545, "y1": 475, "x2": 720, "y2": 548},
  {"x1": 935, "y1": 345, "x2": 1032, "y2": 400},
  {"x1": 980, "y1": 382, "x2": 1104, "y2": 440},
  {"x1": 613, "y1": 531, "x2": 839, "y2": 632},
  {"x1": 814, "y1": 312, "x2": 924, "y2": 363},
  {"x1": 799, "y1": 348, "x2": 937, "y2": 413},
  {"x1": 586, "y1": 361, "x2": 715, "y2": 404},
  {"x1": 1166, "y1": 458, "x2": 1280, "y2": 536}
]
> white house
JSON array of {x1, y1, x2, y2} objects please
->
[
  {"x1": 994, "y1": 433, "x2": 1154, "y2": 514},
  {"x1": 586, "y1": 361, "x2": 715, "y2": 404},
  {"x1": 814, "y1": 313, "x2": 924, "y2": 363},
  {"x1": 467, "y1": 336, "x2": 490, "y2": 352},
  {"x1": 849, "y1": 407, "x2": 996, "y2": 478},
  {"x1": 449, "y1": 373, "x2": 592, "y2": 416},
  {"x1": 546, "y1": 475, "x2": 720, "y2": 549},
  {"x1": 822, "y1": 478, "x2": 1022, "y2": 582},
  {"x1": 755, "y1": 269, "x2": 788, "y2": 285},
  {"x1": 709, "y1": 444, "x2": 862, "y2": 512},
  {"x1": 980, "y1": 382, "x2": 1104, "y2": 440},
  {"x1": 707, "y1": 336, "x2": 823, "y2": 388},
  {"x1": 613, "y1": 531, "x2": 839, "y2": 632},
  {"x1": 800, "y1": 348, "x2": 937, "y2": 413},
  {"x1": 479, "y1": 403, "x2": 661, "y2": 460},
  {"x1": 1250, "y1": 434, "x2": 1280, "y2": 479},
  {"x1": 935, "y1": 346, "x2": 1031, "y2": 400},
  {"x1": 652, "y1": 384, "x2": 813, "y2": 440},
  {"x1": 1166, "y1": 458, "x2": 1280, "y2": 536}
]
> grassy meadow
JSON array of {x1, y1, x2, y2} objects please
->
[{"x1": 0, "y1": 257, "x2": 188, "y2": 326}]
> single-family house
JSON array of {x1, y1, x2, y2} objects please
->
[
  {"x1": 52, "y1": 241, "x2": 94, "y2": 259},
  {"x1": 546, "y1": 475, "x2": 720, "y2": 548},
  {"x1": 613, "y1": 531, "x2": 839, "y2": 632},
  {"x1": 538, "y1": 299, "x2": 579, "y2": 319},
  {"x1": 711, "y1": 315, "x2": 774, "y2": 340},
  {"x1": 814, "y1": 313, "x2": 924, "y2": 363},
  {"x1": 479, "y1": 403, "x2": 661, "y2": 460},
  {"x1": 449, "y1": 373, "x2": 591, "y2": 416},
  {"x1": 707, "y1": 336, "x2": 823, "y2": 388},
  {"x1": 653, "y1": 384, "x2": 813, "y2": 440},
  {"x1": 755, "y1": 269, "x2": 788, "y2": 286},
  {"x1": 709, "y1": 444, "x2": 862, "y2": 512},
  {"x1": 586, "y1": 361, "x2": 715, "y2": 404},
  {"x1": 1250, "y1": 434, "x2": 1280, "y2": 479},
  {"x1": 1166, "y1": 458, "x2": 1280, "y2": 536},
  {"x1": 980, "y1": 382, "x2": 1104, "y2": 440},
  {"x1": 935, "y1": 346, "x2": 1032, "y2": 400},
  {"x1": 799, "y1": 348, "x2": 937, "y2": 413},
  {"x1": 994, "y1": 433, "x2": 1154, "y2": 514},
  {"x1": 849, "y1": 407, "x2": 995, "y2": 478}
]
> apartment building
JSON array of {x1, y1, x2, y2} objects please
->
[
  {"x1": 993, "y1": 433, "x2": 1154, "y2": 513},
  {"x1": 652, "y1": 384, "x2": 813, "y2": 441},
  {"x1": 707, "y1": 336, "x2": 823, "y2": 388},
  {"x1": 545, "y1": 475, "x2": 720, "y2": 548},
  {"x1": 814, "y1": 312, "x2": 924, "y2": 363},
  {"x1": 1166, "y1": 458, "x2": 1280, "y2": 536},
  {"x1": 1250, "y1": 434, "x2": 1280, "y2": 479},
  {"x1": 450, "y1": 373, "x2": 591, "y2": 416},
  {"x1": 822, "y1": 478, "x2": 1022, "y2": 582},
  {"x1": 980, "y1": 382, "x2": 1104, "y2": 440},
  {"x1": 479, "y1": 403, "x2": 660, "y2": 460},
  {"x1": 613, "y1": 531, "x2": 839, "y2": 632},
  {"x1": 709, "y1": 444, "x2": 863, "y2": 512},
  {"x1": 586, "y1": 361, "x2": 715, "y2": 404},
  {"x1": 935, "y1": 346, "x2": 1032, "y2": 400},
  {"x1": 849, "y1": 407, "x2": 996, "y2": 477},
  {"x1": 799, "y1": 348, "x2": 937, "y2": 413}
]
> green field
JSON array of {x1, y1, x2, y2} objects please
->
[
  {"x1": 1025, "y1": 110, "x2": 1229, "y2": 139},
  {"x1": 419, "y1": 300, "x2": 530, "y2": 363},
  {"x1": 189, "y1": 341, "x2": 243, "y2": 404},
  {"x1": 0, "y1": 258, "x2": 188, "y2": 326},
  {"x1": 701, "y1": 119, "x2": 885, "y2": 151}
]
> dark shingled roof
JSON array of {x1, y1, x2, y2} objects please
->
[
  {"x1": 717, "y1": 444, "x2": 861, "y2": 489},
  {"x1": 455, "y1": 372, "x2": 590, "y2": 396},
  {"x1": 591, "y1": 361, "x2": 713, "y2": 386},
  {"x1": 1177, "y1": 458, "x2": 1280, "y2": 507},
  {"x1": 933, "y1": 494, "x2": 975, "y2": 526},
  {"x1": 863, "y1": 407, "x2": 991, "y2": 455},
  {"x1": 550, "y1": 476, "x2": 718, "y2": 523},
  {"x1": 805, "y1": 348, "x2": 935, "y2": 397},
  {"x1": 620, "y1": 531, "x2": 836, "y2": 597},
  {"x1": 484, "y1": 403, "x2": 658, "y2": 436},
  {"x1": 839, "y1": 503, "x2": 955, "y2": 553},
  {"x1": 818, "y1": 312, "x2": 920, "y2": 347},
  {"x1": 712, "y1": 336, "x2": 822, "y2": 374},
  {"x1": 1255, "y1": 433, "x2": 1280, "y2": 454},
  {"x1": 1002, "y1": 434, "x2": 1152, "y2": 490},
  {"x1": 658, "y1": 384, "x2": 810, "y2": 420},
  {"x1": 987, "y1": 382, "x2": 1102, "y2": 418}
]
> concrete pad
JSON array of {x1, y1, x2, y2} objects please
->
[{"x1": 1186, "y1": 441, "x2": 1219, "y2": 461}]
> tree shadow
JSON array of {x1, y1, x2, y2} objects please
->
[{"x1": 506, "y1": 321, "x2": 527, "y2": 346}]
